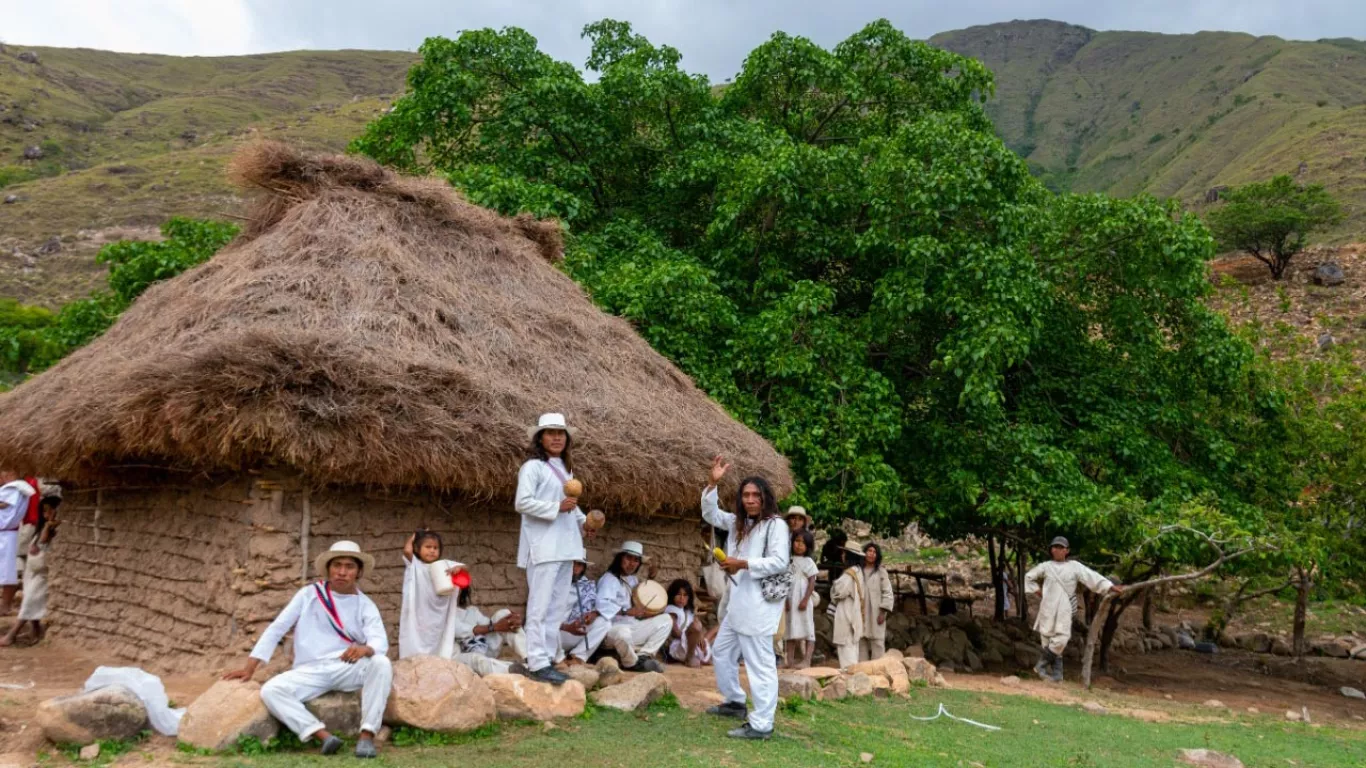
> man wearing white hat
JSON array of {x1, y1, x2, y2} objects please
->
[
  {"x1": 1024, "y1": 536, "x2": 1123, "y2": 683},
  {"x1": 596, "y1": 541, "x2": 671, "y2": 672},
  {"x1": 223, "y1": 541, "x2": 391, "y2": 759},
  {"x1": 516, "y1": 413, "x2": 591, "y2": 685}
]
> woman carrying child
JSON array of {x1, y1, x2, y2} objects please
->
[
  {"x1": 784, "y1": 529, "x2": 818, "y2": 669},
  {"x1": 664, "y1": 579, "x2": 712, "y2": 666}
]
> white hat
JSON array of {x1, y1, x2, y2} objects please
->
[
  {"x1": 614, "y1": 540, "x2": 646, "y2": 559},
  {"x1": 315, "y1": 540, "x2": 375, "y2": 576},
  {"x1": 527, "y1": 412, "x2": 577, "y2": 440},
  {"x1": 785, "y1": 505, "x2": 812, "y2": 524}
]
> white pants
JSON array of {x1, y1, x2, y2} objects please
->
[
  {"x1": 558, "y1": 615, "x2": 611, "y2": 662},
  {"x1": 524, "y1": 560, "x2": 573, "y2": 671},
  {"x1": 836, "y1": 643, "x2": 860, "y2": 670},
  {"x1": 860, "y1": 637, "x2": 886, "y2": 661},
  {"x1": 260, "y1": 656, "x2": 392, "y2": 741},
  {"x1": 605, "y1": 615, "x2": 672, "y2": 667},
  {"x1": 457, "y1": 609, "x2": 527, "y2": 676},
  {"x1": 1040, "y1": 629, "x2": 1070, "y2": 656},
  {"x1": 712, "y1": 622, "x2": 779, "y2": 733}
]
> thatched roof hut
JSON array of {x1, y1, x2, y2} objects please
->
[{"x1": 0, "y1": 143, "x2": 789, "y2": 666}]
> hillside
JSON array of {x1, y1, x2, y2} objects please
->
[
  {"x1": 0, "y1": 44, "x2": 416, "y2": 306},
  {"x1": 931, "y1": 21, "x2": 1366, "y2": 241}
]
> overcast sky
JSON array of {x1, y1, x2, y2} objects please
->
[{"x1": 3, "y1": 1, "x2": 1363, "y2": 80}]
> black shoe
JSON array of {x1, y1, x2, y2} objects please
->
[
  {"x1": 1050, "y1": 656, "x2": 1065, "y2": 683},
  {"x1": 1034, "y1": 649, "x2": 1055, "y2": 681},
  {"x1": 319, "y1": 735, "x2": 344, "y2": 756},
  {"x1": 528, "y1": 665, "x2": 569, "y2": 685},
  {"x1": 727, "y1": 724, "x2": 773, "y2": 740},
  {"x1": 354, "y1": 739, "x2": 377, "y2": 759},
  {"x1": 626, "y1": 656, "x2": 664, "y2": 673},
  {"x1": 706, "y1": 701, "x2": 748, "y2": 719}
]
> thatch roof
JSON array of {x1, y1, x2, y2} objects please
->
[{"x1": 0, "y1": 142, "x2": 790, "y2": 512}]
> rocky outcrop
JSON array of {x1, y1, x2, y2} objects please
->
[
  {"x1": 178, "y1": 681, "x2": 278, "y2": 752},
  {"x1": 385, "y1": 657, "x2": 496, "y2": 732},
  {"x1": 36, "y1": 686, "x2": 149, "y2": 745}
]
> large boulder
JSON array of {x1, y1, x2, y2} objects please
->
[
  {"x1": 484, "y1": 675, "x2": 585, "y2": 721},
  {"x1": 564, "y1": 665, "x2": 601, "y2": 691},
  {"x1": 848, "y1": 657, "x2": 910, "y2": 695},
  {"x1": 1313, "y1": 263, "x2": 1346, "y2": 287},
  {"x1": 595, "y1": 657, "x2": 623, "y2": 688},
  {"x1": 36, "y1": 686, "x2": 149, "y2": 744},
  {"x1": 178, "y1": 681, "x2": 279, "y2": 752},
  {"x1": 777, "y1": 674, "x2": 818, "y2": 700},
  {"x1": 1311, "y1": 638, "x2": 1352, "y2": 658},
  {"x1": 925, "y1": 627, "x2": 971, "y2": 666},
  {"x1": 902, "y1": 657, "x2": 941, "y2": 686},
  {"x1": 1013, "y1": 642, "x2": 1042, "y2": 669},
  {"x1": 591, "y1": 672, "x2": 670, "y2": 712},
  {"x1": 846, "y1": 673, "x2": 876, "y2": 698},
  {"x1": 304, "y1": 691, "x2": 361, "y2": 734},
  {"x1": 817, "y1": 676, "x2": 848, "y2": 701},
  {"x1": 385, "y1": 657, "x2": 496, "y2": 732}
]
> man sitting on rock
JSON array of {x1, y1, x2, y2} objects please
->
[
  {"x1": 1024, "y1": 536, "x2": 1122, "y2": 682},
  {"x1": 559, "y1": 557, "x2": 610, "y2": 665},
  {"x1": 224, "y1": 541, "x2": 392, "y2": 759}
]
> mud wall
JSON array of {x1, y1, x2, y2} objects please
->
[{"x1": 49, "y1": 473, "x2": 707, "y2": 670}]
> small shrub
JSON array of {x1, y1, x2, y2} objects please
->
[
  {"x1": 1277, "y1": 286, "x2": 1292, "y2": 314},
  {"x1": 1317, "y1": 100, "x2": 1329, "y2": 108},
  {"x1": 647, "y1": 691, "x2": 682, "y2": 712},
  {"x1": 391, "y1": 723, "x2": 501, "y2": 748},
  {"x1": 779, "y1": 696, "x2": 806, "y2": 715},
  {"x1": 1148, "y1": 133, "x2": 1166, "y2": 145}
]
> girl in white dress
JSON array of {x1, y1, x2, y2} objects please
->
[
  {"x1": 665, "y1": 579, "x2": 712, "y2": 666},
  {"x1": 784, "y1": 529, "x2": 818, "y2": 668}
]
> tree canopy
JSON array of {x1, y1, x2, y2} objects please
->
[
  {"x1": 352, "y1": 19, "x2": 1296, "y2": 556},
  {"x1": 1206, "y1": 175, "x2": 1343, "y2": 280}
]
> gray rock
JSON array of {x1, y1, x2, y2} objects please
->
[
  {"x1": 22, "y1": 145, "x2": 43, "y2": 160},
  {"x1": 18, "y1": 51, "x2": 39, "y2": 64},
  {"x1": 590, "y1": 672, "x2": 669, "y2": 712},
  {"x1": 1177, "y1": 748, "x2": 1244, "y2": 768},
  {"x1": 179, "y1": 680, "x2": 279, "y2": 752},
  {"x1": 79, "y1": 743, "x2": 100, "y2": 761},
  {"x1": 777, "y1": 674, "x2": 818, "y2": 700},
  {"x1": 36, "y1": 686, "x2": 149, "y2": 744},
  {"x1": 1081, "y1": 701, "x2": 1107, "y2": 715},
  {"x1": 1317, "y1": 333, "x2": 1336, "y2": 351},
  {"x1": 304, "y1": 691, "x2": 361, "y2": 735},
  {"x1": 3, "y1": 195, "x2": 17, "y2": 204},
  {"x1": 1313, "y1": 262, "x2": 1346, "y2": 286},
  {"x1": 1341, "y1": 686, "x2": 1365, "y2": 700},
  {"x1": 1176, "y1": 632, "x2": 1196, "y2": 650}
]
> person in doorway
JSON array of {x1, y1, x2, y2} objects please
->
[
  {"x1": 1, "y1": 491, "x2": 61, "y2": 647},
  {"x1": 1024, "y1": 536, "x2": 1123, "y2": 683},
  {"x1": 664, "y1": 578, "x2": 712, "y2": 666},
  {"x1": 596, "y1": 541, "x2": 671, "y2": 672},
  {"x1": 515, "y1": 413, "x2": 592, "y2": 686},
  {"x1": 0, "y1": 472, "x2": 37, "y2": 615},
  {"x1": 559, "y1": 558, "x2": 610, "y2": 665},
  {"x1": 450, "y1": 587, "x2": 528, "y2": 677},
  {"x1": 859, "y1": 543, "x2": 894, "y2": 661},
  {"x1": 701, "y1": 455, "x2": 790, "y2": 741},
  {"x1": 784, "y1": 529, "x2": 818, "y2": 669},
  {"x1": 223, "y1": 541, "x2": 391, "y2": 759},
  {"x1": 829, "y1": 544, "x2": 866, "y2": 669}
]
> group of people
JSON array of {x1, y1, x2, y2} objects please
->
[{"x1": 0, "y1": 472, "x2": 61, "y2": 647}]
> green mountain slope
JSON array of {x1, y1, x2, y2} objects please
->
[
  {"x1": 0, "y1": 45, "x2": 416, "y2": 306},
  {"x1": 930, "y1": 21, "x2": 1366, "y2": 240}
]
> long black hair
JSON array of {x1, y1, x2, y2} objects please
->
[
  {"x1": 666, "y1": 579, "x2": 695, "y2": 612},
  {"x1": 792, "y1": 528, "x2": 815, "y2": 557},
  {"x1": 413, "y1": 528, "x2": 443, "y2": 559},
  {"x1": 732, "y1": 475, "x2": 779, "y2": 546},
  {"x1": 863, "y1": 542, "x2": 884, "y2": 570},
  {"x1": 530, "y1": 430, "x2": 575, "y2": 473},
  {"x1": 607, "y1": 551, "x2": 640, "y2": 579}
]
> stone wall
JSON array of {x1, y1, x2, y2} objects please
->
[{"x1": 49, "y1": 472, "x2": 707, "y2": 671}]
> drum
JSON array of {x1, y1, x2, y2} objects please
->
[
  {"x1": 427, "y1": 559, "x2": 461, "y2": 596},
  {"x1": 632, "y1": 579, "x2": 668, "y2": 617}
]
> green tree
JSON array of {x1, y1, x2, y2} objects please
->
[
  {"x1": 354, "y1": 21, "x2": 1294, "y2": 582},
  {"x1": 1206, "y1": 175, "x2": 1343, "y2": 280}
]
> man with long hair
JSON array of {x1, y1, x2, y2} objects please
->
[
  {"x1": 701, "y1": 456, "x2": 790, "y2": 740},
  {"x1": 596, "y1": 541, "x2": 671, "y2": 672}
]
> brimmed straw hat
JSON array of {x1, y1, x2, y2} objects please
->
[
  {"x1": 528, "y1": 412, "x2": 577, "y2": 440},
  {"x1": 784, "y1": 505, "x2": 812, "y2": 525},
  {"x1": 315, "y1": 540, "x2": 375, "y2": 575},
  {"x1": 614, "y1": 540, "x2": 647, "y2": 559},
  {"x1": 843, "y1": 542, "x2": 870, "y2": 558}
]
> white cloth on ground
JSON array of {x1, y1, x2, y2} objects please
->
[
  {"x1": 524, "y1": 559, "x2": 573, "y2": 671},
  {"x1": 250, "y1": 585, "x2": 388, "y2": 668},
  {"x1": 699, "y1": 487, "x2": 790, "y2": 637},
  {"x1": 16, "y1": 540, "x2": 47, "y2": 621},
  {"x1": 260, "y1": 655, "x2": 392, "y2": 740},
  {"x1": 514, "y1": 458, "x2": 586, "y2": 568},
  {"x1": 398, "y1": 556, "x2": 461, "y2": 659},
  {"x1": 712, "y1": 622, "x2": 779, "y2": 732},
  {"x1": 559, "y1": 615, "x2": 611, "y2": 662},
  {"x1": 83, "y1": 666, "x2": 186, "y2": 736},
  {"x1": 1025, "y1": 559, "x2": 1114, "y2": 655},
  {"x1": 0, "y1": 479, "x2": 36, "y2": 586},
  {"x1": 664, "y1": 604, "x2": 712, "y2": 664},
  {"x1": 785, "y1": 555, "x2": 819, "y2": 640}
]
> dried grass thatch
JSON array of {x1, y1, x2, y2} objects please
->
[{"x1": 0, "y1": 142, "x2": 790, "y2": 512}]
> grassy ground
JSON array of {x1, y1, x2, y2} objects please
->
[{"x1": 136, "y1": 690, "x2": 1366, "y2": 768}]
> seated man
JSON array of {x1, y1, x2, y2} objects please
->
[
  {"x1": 450, "y1": 586, "x2": 529, "y2": 677},
  {"x1": 558, "y1": 557, "x2": 610, "y2": 665},
  {"x1": 596, "y1": 541, "x2": 672, "y2": 672},
  {"x1": 224, "y1": 541, "x2": 391, "y2": 759}
]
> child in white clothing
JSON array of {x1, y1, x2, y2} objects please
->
[
  {"x1": 664, "y1": 579, "x2": 711, "y2": 666},
  {"x1": 784, "y1": 529, "x2": 818, "y2": 668}
]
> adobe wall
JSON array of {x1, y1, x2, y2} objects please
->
[{"x1": 49, "y1": 473, "x2": 708, "y2": 671}]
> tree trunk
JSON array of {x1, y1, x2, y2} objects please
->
[
  {"x1": 1293, "y1": 565, "x2": 1310, "y2": 658},
  {"x1": 1016, "y1": 546, "x2": 1027, "y2": 622},
  {"x1": 1098, "y1": 590, "x2": 1140, "y2": 672},
  {"x1": 989, "y1": 534, "x2": 1005, "y2": 622},
  {"x1": 1141, "y1": 588, "x2": 1154, "y2": 631}
]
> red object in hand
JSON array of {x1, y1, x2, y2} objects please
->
[{"x1": 451, "y1": 569, "x2": 472, "y2": 589}]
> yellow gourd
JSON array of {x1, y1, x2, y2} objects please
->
[{"x1": 713, "y1": 547, "x2": 728, "y2": 563}]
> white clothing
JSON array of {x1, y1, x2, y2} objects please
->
[
  {"x1": 604, "y1": 614, "x2": 672, "y2": 667},
  {"x1": 17, "y1": 540, "x2": 48, "y2": 621},
  {"x1": 861, "y1": 566, "x2": 894, "y2": 642},
  {"x1": 260, "y1": 655, "x2": 392, "y2": 740},
  {"x1": 700, "y1": 487, "x2": 790, "y2": 637},
  {"x1": 595, "y1": 571, "x2": 638, "y2": 623},
  {"x1": 514, "y1": 458, "x2": 586, "y2": 568},
  {"x1": 859, "y1": 637, "x2": 886, "y2": 661},
  {"x1": 15, "y1": 523, "x2": 35, "y2": 578},
  {"x1": 524, "y1": 559, "x2": 573, "y2": 671},
  {"x1": 559, "y1": 615, "x2": 611, "y2": 662},
  {"x1": 712, "y1": 623, "x2": 779, "y2": 733},
  {"x1": 398, "y1": 557, "x2": 460, "y2": 659},
  {"x1": 836, "y1": 642, "x2": 860, "y2": 669},
  {"x1": 1025, "y1": 559, "x2": 1114, "y2": 655},
  {"x1": 452, "y1": 606, "x2": 527, "y2": 668},
  {"x1": 785, "y1": 556, "x2": 818, "y2": 641},
  {"x1": 0, "y1": 480, "x2": 36, "y2": 586},
  {"x1": 250, "y1": 585, "x2": 388, "y2": 668},
  {"x1": 830, "y1": 567, "x2": 866, "y2": 649},
  {"x1": 664, "y1": 604, "x2": 712, "y2": 664}
]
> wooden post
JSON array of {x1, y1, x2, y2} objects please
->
[
  {"x1": 300, "y1": 486, "x2": 311, "y2": 584},
  {"x1": 93, "y1": 489, "x2": 102, "y2": 543},
  {"x1": 915, "y1": 576, "x2": 928, "y2": 615}
]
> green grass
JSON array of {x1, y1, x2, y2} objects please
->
[
  {"x1": 1233, "y1": 596, "x2": 1366, "y2": 637},
  {"x1": 199, "y1": 690, "x2": 1364, "y2": 768}
]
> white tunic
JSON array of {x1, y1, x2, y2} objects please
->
[
  {"x1": 785, "y1": 556, "x2": 819, "y2": 640},
  {"x1": 514, "y1": 458, "x2": 586, "y2": 568},
  {"x1": 701, "y1": 487, "x2": 790, "y2": 637},
  {"x1": 1024, "y1": 559, "x2": 1114, "y2": 639},
  {"x1": 251, "y1": 584, "x2": 388, "y2": 668},
  {"x1": 398, "y1": 557, "x2": 461, "y2": 659},
  {"x1": 595, "y1": 571, "x2": 637, "y2": 623},
  {"x1": 0, "y1": 480, "x2": 36, "y2": 586}
]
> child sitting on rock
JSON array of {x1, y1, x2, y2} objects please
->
[{"x1": 664, "y1": 578, "x2": 713, "y2": 666}]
